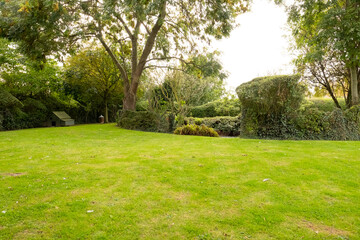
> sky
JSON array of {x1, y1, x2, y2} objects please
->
[{"x1": 213, "y1": 0, "x2": 295, "y2": 92}]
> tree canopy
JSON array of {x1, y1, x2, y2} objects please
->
[
  {"x1": 287, "y1": 0, "x2": 360, "y2": 107},
  {"x1": 0, "y1": 0, "x2": 250, "y2": 110},
  {"x1": 65, "y1": 48, "x2": 124, "y2": 123}
]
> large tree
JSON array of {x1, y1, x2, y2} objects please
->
[
  {"x1": 65, "y1": 48, "x2": 124, "y2": 123},
  {"x1": 0, "y1": 0, "x2": 249, "y2": 110},
  {"x1": 287, "y1": 0, "x2": 360, "y2": 107}
]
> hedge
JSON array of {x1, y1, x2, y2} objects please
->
[
  {"x1": 190, "y1": 98, "x2": 241, "y2": 118},
  {"x1": 117, "y1": 110, "x2": 169, "y2": 132},
  {"x1": 236, "y1": 75, "x2": 305, "y2": 138}
]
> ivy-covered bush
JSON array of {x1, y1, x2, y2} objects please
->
[
  {"x1": 291, "y1": 106, "x2": 360, "y2": 140},
  {"x1": 190, "y1": 98, "x2": 241, "y2": 118},
  {"x1": 174, "y1": 124, "x2": 219, "y2": 137},
  {"x1": 117, "y1": 110, "x2": 169, "y2": 132},
  {"x1": 186, "y1": 116, "x2": 241, "y2": 136},
  {"x1": 236, "y1": 75, "x2": 305, "y2": 138}
]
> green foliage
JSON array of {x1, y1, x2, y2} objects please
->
[
  {"x1": 236, "y1": 75, "x2": 305, "y2": 138},
  {"x1": 307, "y1": 98, "x2": 346, "y2": 112},
  {"x1": 1, "y1": 0, "x2": 249, "y2": 110},
  {"x1": 291, "y1": 106, "x2": 360, "y2": 140},
  {"x1": 234, "y1": 74, "x2": 360, "y2": 139},
  {"x1": 190, "y1": 98, "x2": 241, "y2": 118},
  {"x1": 236, "y1": 75, "x2": 305, "y2": 116},
  {"x1": 64, "y1": 47, "x2": 123, "y2": 122},
  {"x1": 345, "y1": 105, "x2": 360, "y2": 129},
  {"x1": 287, "y1": 0, "x2": 360, "y2": 107},
  {"x1": 117, "y1": 110, "x2": 168, "y2": 133},
  {"x1": 148, "y1": 69, "x2": 227, "y2": 128},
  {"x1": 174, "y1": 124, "x2": 219, "y2": 137},
  {"x1": 184, "y1": 52, "x2": 228, "y2": 81},
  {"x1": 135, "y1": 100, "x2": 149, "y2": 111},
  {"x1": 0, "y1": 0, "x2": 78, "y2": 62},
  {"x1": 0, "y1": 86, "x2": 22, "y2": 108},
  {"x1": 186, "y1": 116, "x2": 241, "y2": 136}
]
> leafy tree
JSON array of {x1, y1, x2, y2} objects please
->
[
  {"x1": 287, "y1": 0, "x2": 360, "y2": 107},
  {"x1": 65, "y1": 48, "x2": 123, "y2": 123},
  {"x1": 0, "y1": 0, "x2": 78, "y2": 66},
  {"x1": 295, "y1": 47, "x2": 350, "y2": 108},
  {"x1": 1, "y1": 0, "x2": 249, "y2": 110},
  {"x1": 183, "y1": 51, "x2": 227, "y2": 104}
]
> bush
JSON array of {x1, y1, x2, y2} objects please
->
[
  {"x1": 174, "y1": 124, "x2": 219, "y2": 137},
  {"x1": 307, "y1": 98, "x2": 346, "y2": 112},
  {"x1": 190, "y1": 98, "x2": 241, "y2": 118},
  {"x1": 345, "y1": 105, "x2": 360, "y2": 129},
  {"x1": 135, "y1": 100, "x2": 149, "y2": 111},
  {"x1": 289, "y1": 105, "x2": 360, "y2": 140},
  {"x1": 186, "y1": 116, "x2": 241, "y2": 136},
  {"x1": 236, "y1": 75, "x2": 305, "y2": 138},
  {"x1": 117, "y1": 110, "x2": 169, "y2": 132}
]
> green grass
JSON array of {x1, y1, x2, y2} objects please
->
[{"x1": 0, "y1": 124, "x2": 359, "y2": 239}]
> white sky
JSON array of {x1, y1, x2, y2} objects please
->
[{"x1": 213, "y1": 0, "x2": 295, "y2": 92}]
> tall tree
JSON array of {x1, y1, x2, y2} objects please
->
[
  {"x1": 0, "y1": 0, "x2": 249, "y2": 110},
  {"x1": 287, "y1": 0, "x2": 360, "y2": 106},
  {"x1": 65, "y1": 48, "x2": 124, "y2": 123}
]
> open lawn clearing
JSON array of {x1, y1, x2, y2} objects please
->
[{"x1": 0, "y1": 124, "x2": 359, "y2": 239}]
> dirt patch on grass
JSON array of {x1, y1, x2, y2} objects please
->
[
  {"x1": 299, "y1": 219, "x2": 351, "y2": 236},
  {"x1": 2, "y1": 172, "x2": 26, "y2": 177}
]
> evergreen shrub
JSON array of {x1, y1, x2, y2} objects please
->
[
  {"x1": 117, "y1": 110, "x2": 168, "y2": 132},
  {"x1": 174, "y1": 124, "x2": 219, "y2": 137},
  {"x1": 190, "y1": 98, "x2": 241, "y2": 118},
  {"x1": 236, "y1": 75, "x2": 305, "y2": 138}
]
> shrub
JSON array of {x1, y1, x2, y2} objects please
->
[
  {"x1": 186, "y1": 116, "x2": 241, "y2": 136},
  {"x1": 345, "y1": 105, "x2": 360, "y2": 129},
  {"x1": 308, "y1": 98, "x2": 346, "y2": 112},
  {"x1": 190, "y1": 98, "x2": 241, "y2": 118},
  {"x1": 174, "y1": 124, "x2": 219, "y2": 137},
  {"x1": 135, "y1": 100, "x2": 149, "y2": 111},
  {"x1": 323, "y1": 108, "x2": 360, "y2": 140},
  {"x1": 290, "y1": 105, "x2": 360, "y2": 140},
  {"x1": 117, "y1": 110, "x2": 169, "y2": 132},
  {"x1": 236, "y1": 75, "x2": 305, "y2": 138}
]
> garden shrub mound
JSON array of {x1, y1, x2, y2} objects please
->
[
  {"x1": 186, "y1": 116, "x2": 241, "y2": 136},
  {"x1": 174, "y1": 124, "x2": 219, "y2": 137},
  {"x1": 236, "y1": 75, "x2": 305, "y2": 138},
  {"x1": 236, "y1": 75, "x2": 360, "y2": 140},
  {"x1": 190, "y1": 98, "x2": 241, "y2": 118},
  {"x1": 292, "y1": 105, "x2": 360, "y2": 140},
  {"x1": 117, "y1": 110, "x2": 169, "y2": 132}
]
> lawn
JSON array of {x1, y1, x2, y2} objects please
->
[{"x1": 0, "y1": 124, "x2": 359, "y2": 239}]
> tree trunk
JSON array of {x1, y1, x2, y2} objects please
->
[
  {"x1": 350, "y1": 66, "x2": 359, "y2": 106},
  {"x1": 123, "y1": 90, "x2": 136, "y2": 111},
  {"x1": 325, "y1": 84, "x2": 342, "y2": 109},
  {"x1": 104, "y1": 98, "x2": 109, "y2": 123}
]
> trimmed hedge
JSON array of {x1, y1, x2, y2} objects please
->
[
  {"x1": 290, "y1": 105, "x2": 360, "y2": 140},
  {"x1": 190, "y1": 98, "x2": 241, "y2": 118},
  {"x1": 174, "y1": 124, "x2": 219, "y2": 137},
  {"x1": 186, "y1": 116, "x2": 241, "y2": 136},
  {"x1": 117, "y1": 110, "x2": 169, "y2": 132},
  {"x1": 236, "y1": 75, "x2": 305, "y2": 138}
]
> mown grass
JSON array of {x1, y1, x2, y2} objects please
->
[{"x1": 0, "y1": 124, "x2": 359, "y2": 239}]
